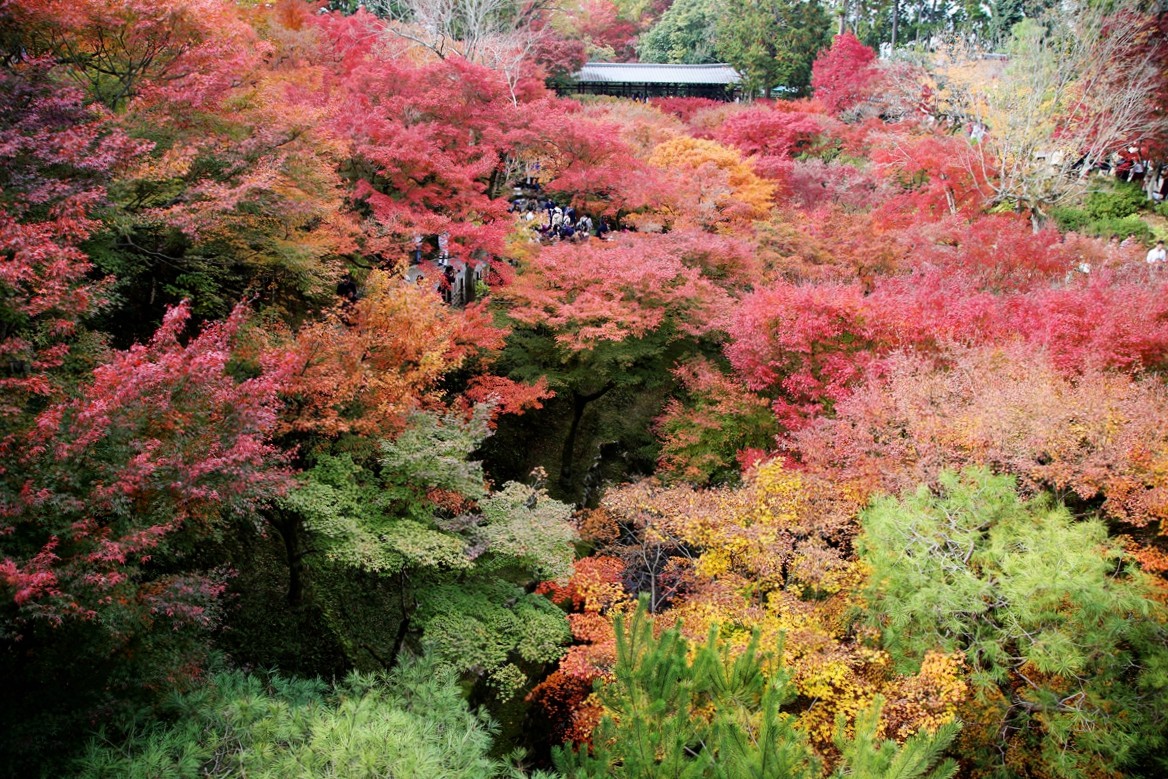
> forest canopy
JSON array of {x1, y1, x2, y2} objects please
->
[{"x1": 2, "y1": 1, "x2": 1168, "y2": 777}]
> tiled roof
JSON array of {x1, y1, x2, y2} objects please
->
[{"x1": 573, "y1": 62, "x2": 741, "y2": 85}]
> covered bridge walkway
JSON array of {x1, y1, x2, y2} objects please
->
[{"x1": 562, "y1": 63, "x2": 742, "y2": 101}]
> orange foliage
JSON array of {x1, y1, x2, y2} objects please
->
[
  {"x1": 280, "y1": 271, "x2": 507, "y2": 439},
  {"x1": 647, "y1": 137, "x2": 776, "y2": 229},
  {"x1": 530, "y1": 555, "x2": 632, "y2": 741}
]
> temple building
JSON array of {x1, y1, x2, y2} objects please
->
[{"x1": 562, "y1": 62, "x2": 742, "y2": 101}]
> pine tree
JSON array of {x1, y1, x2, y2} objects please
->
[
  {"x1": 554, "y1": 601, "x2": 822, "y2": 779},
  {"x1": 856, "y1": 468, "x2": 1168, "y2": 777},
  {"x1": 832, "y1": 696, "x2": 959, "y2": 779}
]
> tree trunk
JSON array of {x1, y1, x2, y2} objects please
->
[
  {"x1": 274, "y1": 513, "x2": 304, "y2": 607},
  {"x1": 487, "y1": 151, "x2": 509, "y2": 200},
  {"x1": 387, "y1": 572, "x2": 412, "y2": 669},
  {"x1": 559, "y1": 383, "x2": 615, "y2": 491},
  {"x1": 891, "y1": 0, "x2": 899, "y2": 49}
]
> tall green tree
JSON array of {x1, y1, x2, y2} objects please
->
[
  {"x1": 715, "y1": 0, "x2": 832, "y2": 97},
  {"x1": 637, "y1": 0, "x2": 722, "y2": 63},
  {"x1": 856, "y1": 468, "x2": 1168, "y2": 778}
]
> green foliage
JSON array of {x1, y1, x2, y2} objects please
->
[
  {"x1": 832, "y1": 696, "x2": 959, "y2": 779},
  {"x1": 284, "y1": 408, "x2": 577, "y2": 689},
  {"x1": 284, "y1": 408, "x2": 493, "y2": 573},
  {"x1": 1050, "y1": 207, "x2": 1153, "y2": 241},
  {"x1": 715, "y1": 0, "x2": 832, "y2": 97},
  {"x1": 477, "y1": 481, "x2": 578, "y2": 581},
  {"x1": 1082, "y1": 182, "x2": 1147, "y2": 220},
  {"x1": 856, "y1": 468, "x2": 1168, "y2": 777},
  {"x1": 74, "y1": 654, "x2": 542, "y2": 779},
  {"x1": 1051, "y1": 182, "x2": 1153, "y2": 240},
  {"x1": 555, "y1": 602, "x2": 821, "y2": 778},
  {"x1": 637, "y1": 0, "x2": 721, "y2": 64},
  {"x1": 417, "y1": 579, "x2": 573, "y2": 699},
  {"x1": 286, "y1": 408, "x2": 576, "y2": 579},
  {"x1": 380, "y1": 407, "x2": 492, "y2": 508},
  {"x1": 285, "y1": 452, "x2": 471, "y2": 574}
]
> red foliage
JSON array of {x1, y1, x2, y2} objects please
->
[
  {"x1": 576, "y1": 0, "x2": 640, "y2": 61},
  {"x1": 657, "y1": 229, "x2": 762, "y2": 285},
  {"x1": 2, "y1": 302, "x2": 292, "y2": 629},
  {"x1": 893, "y1": 214, "x2": 1070, "y2": 289},
  {"x1": 537, "y1": 110, "x2": 666, "y2": 217},
  {"x1": 754, "y1": 206, "x2": 904, "y2": 284},
  {"x1": 501, "y1": 233, "x2": 730, "y2": 350},
  {"x1": 654, "y1": 358, "x2": 776, "y2": 484},
  {"x1": 0, "y1": 66, "x2": 145, "y2": 417},
  {"x1": 649, "y1": 97, "x2": 724, "y2": 123},
  {"x1": 729, "y1": 230, "x2": 1168, "y2": 438},
  {"x1": 537, "y1": 555, "x2": 628, "y2": 613},
  {"x1": 527, "y1": 669, "x2": 599, "y2": 744},
  {"x1": 870, "y1": 131, "x2": 990, "y2": 224},
  {"x1": 795, "y1": 345, "x2": 1168, "y2": 543},
  {"x1": 531, "y1": 555, "x2": 628, "y2": 742},
  {"x1": 532, "y1": 31, "x2": 590, "y2": 82},
  {"x1": 11, "y1": 0, "x2": 265, "y2": 110},
  {"x1": 714, "y1": 107, "x2": 840, "y2": 160},
  {"x1": 462, "y1": 375, "x2": 554, "y2": 426},
  {"x1": 321, "y1": 13, "x2": 553, "y2": 259},
  {"x1": 783, "y1": 159, "x2": 891, "y2": 211},
  {"x1": 1014, "y1": 276, "x2": 1168, "y2": 373},
  {"x1": 724, "y1": 281, "x2": 875, "y2": 430},
  {"x1": 810, "y1": 32, "x2": 879, "y2": 116}
]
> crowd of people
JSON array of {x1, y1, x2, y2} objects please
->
[{"x1": 511, "y1": 195, "x2": 611, "y2": 244}]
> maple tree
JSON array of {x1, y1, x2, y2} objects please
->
[
  {"x1": 278, "y1": 270, "x2": 509, "y2": 440},
  {"x1": 283, "y1": 406, "x2": 577, "y2": 693},
  {"x1": 318, "y1": 9, "x2": 564, "y2": 261},
  {"x1": 496, "y1": 232, "x2": 731, "y2": 490},
  {"x1": 534, "y1": 109, "x2": 666, "y2": 218},
  {"x1": 8, "y1": 1, "x2": 1168, "y2": 777},
  {"x1": 572, "y1": 0, "x2": 640, "y2": 61},
  {"x1": 0, "y1": 63, "x2": 139, "y2": 413},
  {"x1": 724, "y1": 280, "x2": 875, "y2": 431},
  {"x1": 810, "y1": 32, "x2": 879, "y2": 117},
  {"x1": 713, "y1": 103, "x2": 838, "y2": 159},
  {"x1": 0, "y1": 302, "x2": 292, "y2": 771},
  {"x1": 646, "y1": 136, "x2": 776, "y2": 229},
  {"x1": 654, "y1": 358, "x2": 778, "y2": 486},
  {"x1": 9, "y1": 0, "x2": 261, "y2": 112}
]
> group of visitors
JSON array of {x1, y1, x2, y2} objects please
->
[
  {"x1": 1103, "y1": 151, "x2": 1168, "y2": 202},
  {"x1": 512, "y1": 196, "x2": 611, "y2": 244}
]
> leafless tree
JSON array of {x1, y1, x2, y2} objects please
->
[
  {"x1": 932, "y1": 3, "x2": 1167, "y2": 227},
  {"x1": 366, "y1": 0, "x2": 561, "y2": 103}
]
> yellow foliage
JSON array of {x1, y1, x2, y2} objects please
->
[
  {"x1": 588, "y1": 467, "x2": 974, "y2": 767},
  {"x1": 647, "y1": 137, "x2": 775, "y2": 228}
]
